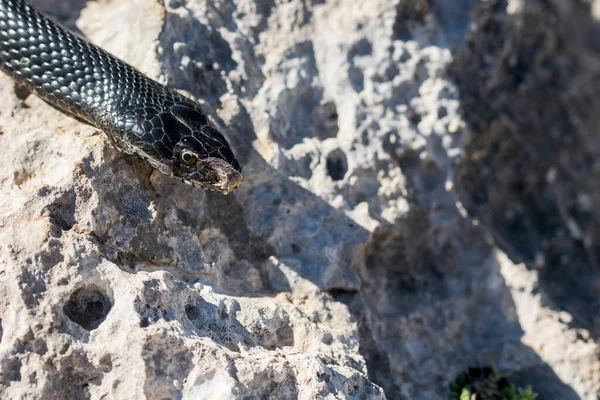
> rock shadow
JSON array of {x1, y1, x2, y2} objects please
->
[
  {"x1": 392, "y1": 0, "x2": 478, "y2": 50},
  {"x1": 350, "y1": 146, "x2": 580, "y2": 399},
  {"x1": 30, "y1": 0, "x2": 91, "y2": 34},
  {"x1": 450, "y1": 0, "x2": 600, "y2": 335}
]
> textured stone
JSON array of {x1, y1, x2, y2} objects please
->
[{"x1": 0, "y1": 0, "x2": 599, "y2": 399}]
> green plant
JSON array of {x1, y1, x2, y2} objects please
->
[{"x1": 449, "y1": 367, "x2": 539, "y2": 400}]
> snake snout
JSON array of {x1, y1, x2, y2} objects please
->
[
  {"x1": 220, "y1": 169, "x2": 243, "y2": 195},
  {"x1": 185, "y1": 157, "x2": 243, "y2": 194}
]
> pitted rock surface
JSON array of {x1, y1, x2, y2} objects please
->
[{"x1": 0, "y1": 0, "x2": 599, "y2": 399}]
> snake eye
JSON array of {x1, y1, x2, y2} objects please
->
[{"x1": 181, "y1": 151, "x2": 196, "y2": 165}]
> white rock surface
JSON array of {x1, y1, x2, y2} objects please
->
[{"x1": 0, "y1": 0, "x2": 599, "y2": 399}]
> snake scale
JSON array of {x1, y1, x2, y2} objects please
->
[{"x1": 0, "y1": 0, "x2": 242, "y2": 194}]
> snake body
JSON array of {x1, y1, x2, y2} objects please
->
[{"x1": 0, "y1": 0, "x2": 242, "y2": 194}]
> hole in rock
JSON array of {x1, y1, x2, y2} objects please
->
[
  {"x1": 63, "y1": 286, "x2": 112, "y2": 331},
  {"x1": 184, "y1": 304, "x2": 201, "y2": 321},
  {"x1": 326, "y1": 149, "x2": 348, "y2": 181},
  {"x1": 314, "y1": 100, "x2": 339, "y2": 140},
  {"x1": 13, "y1": 83, "x2": 31, "y2": 101},
  {"x1": 326, "y1": 286, "x2": 359, "y2": 305}
]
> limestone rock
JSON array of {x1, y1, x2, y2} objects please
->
[{"x1": 0, "y1": 0, "x2": 599, "y2": 399}]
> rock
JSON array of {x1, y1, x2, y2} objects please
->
[
  {"x1": 450, "y1": 0, "x2": 600, "y2": 398},
  {"x1": 0, "y1": 0, "x2": 598, "y2": 399}
]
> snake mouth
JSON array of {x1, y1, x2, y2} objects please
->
[{"x1": 181, "y1": 157, "x2": 243, "y2": 195}]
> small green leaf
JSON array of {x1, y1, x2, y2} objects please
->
[{"x1": 459, "y1": 387, "x2": 472, "y2": 400}]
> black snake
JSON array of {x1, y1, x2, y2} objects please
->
[{"x1": 0, "y1": 0, "x2": 243, "y2": 194}]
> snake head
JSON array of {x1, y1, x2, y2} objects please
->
[{"x1": 172, "y1": 137, "x2": 243, "y2": 195}]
